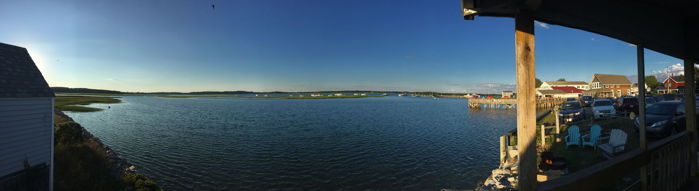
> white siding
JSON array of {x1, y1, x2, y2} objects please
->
[{"x1": 0, "y1": 98, "x2": 53, "y2": 177}]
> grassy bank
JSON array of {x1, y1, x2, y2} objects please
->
[
  {"x1": 54, "y1": 96, "x2": 162, "y2": 191},
  {"x1": 54, "y1": 114, "x2": 161, "y2": 191},
  {"x1": 55, "y1": 96, "x2": 121, "y2": 112}
]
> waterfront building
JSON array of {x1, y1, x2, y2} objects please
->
[
  {"x1": 0, "y1": 42, "x2": 55, "y2": 190},
  {"x1": 538, "y1": 81, "x2": 589, "y2": 90},
  {"x1": 657, "y1": 75, "x2": 685, "y2": 94},
  {"x1": 628, "y1": 83, "x2": 651, "y2": 96},
  {"x1": 585, "y1": 74, "x2": 632, "y2": 98},
  {"x1": 536, "y1": 86, "x2": 583, "y2": 98},
  {"x1": 501, "y1": 91, "x2": 514, "y2": 98}
]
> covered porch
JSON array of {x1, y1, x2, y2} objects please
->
[{"x1": 460, "y1": 0, "x2": 699, "y2": 190}]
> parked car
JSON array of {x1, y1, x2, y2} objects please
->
[
  {"x1": 660, "y1": 94, "x2": 679, "y2": 101},
  {"x1": 566, "y1": 97, "x2": 577, "y2": 102},
  {"x1": 634, "y1": 101, "x2": 687, "y2": 138},
  {"x1": 580, "y1": 96, "x2": 593, "y2": 107},
  {"x1": 559, "y1": 101, "x2": 584, "y2": 123},
  {"x1": 645, "y1": 97, "x2": 657, "y2": 105},
  {"x1": 615, "y1": 97, "x2": 639, "y2": 114},
  {"x1": 592, "y1": 99, "x2": 616, "y2": 119},
  {"x1": 605, "y1": 97, "x2": 616, "y2": 104}
]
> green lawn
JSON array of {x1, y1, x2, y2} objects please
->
[
  {"x1": 548, "y1": 116, "x2": 639, "y2": 173},
  {"x1": 55, "y1": 96, "x2": 121, "y2": 112}
]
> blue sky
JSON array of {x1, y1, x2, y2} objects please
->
[{"x1": 0, "y1": 0, "x2": 682, "y2": 93}]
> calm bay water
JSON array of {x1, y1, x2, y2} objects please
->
[{"x1": 66, "y1": 96, "x2": 517, "y2": 190}]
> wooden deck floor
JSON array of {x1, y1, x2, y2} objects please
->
[{"x1": 678, "y1": 176, "x2": 699, "y2": 191}]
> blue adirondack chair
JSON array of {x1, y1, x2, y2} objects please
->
[
  {"x1": 582, "y1": 124, "x2": 602, "y2": 149},
  {"x1": 565, "y1": 125, "x2": 581, "y2": 148}
]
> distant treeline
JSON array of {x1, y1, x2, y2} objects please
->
[
  {"x1": 52, "y1": 87, "x2": 122, "y2": 94},
  {"x1": 51, "y1": 87, "x2": 484, "y2": 95}
]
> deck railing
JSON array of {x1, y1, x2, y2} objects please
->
[{"x1": 537, "y1": 131, "x2": 692, "y2": 191}]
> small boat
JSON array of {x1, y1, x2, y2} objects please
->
[{"x1": 398, "y1": 94, "x2": 406, "y2": 97}]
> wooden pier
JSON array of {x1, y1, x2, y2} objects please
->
[{"x1": 467, "y1": 98, "x2": 565, "y2": 110}]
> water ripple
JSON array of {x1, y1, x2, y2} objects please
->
[{"x1": 67, "y1": 96, "x2": 517, "y2": 190}]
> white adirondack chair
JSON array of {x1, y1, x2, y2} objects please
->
[{"x1": 597, "y1": 129, "x2": 628, "y2": 158}]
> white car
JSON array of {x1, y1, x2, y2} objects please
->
[{"x1": 592, "y1": 99, "x2": 616, "y2": 119}]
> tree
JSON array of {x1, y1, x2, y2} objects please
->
[
  {"x1": 645, "y1": 75, "x2": 660, "y2": 90},
  {"x1": 557, "y1": 78, "x2": 566, "y2": 82},
  {"x1": 536, "y1": 78, "x2": 542, "y2": 88}
]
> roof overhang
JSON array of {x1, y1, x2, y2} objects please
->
[{"x1": 461, "y1": 0, "x2": 699, "y2": 62}]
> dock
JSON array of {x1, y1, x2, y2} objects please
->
[{"x1": 467, "y1": 98, "x2": 565, "y2": 110}]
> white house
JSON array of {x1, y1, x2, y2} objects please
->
[
  {"x1": 628, "y1": 83, "x2": 651, "y2": 96},
  {"x1": 0, "y1": 43, "x2": 55, "y2": 190},
  {"x1": 501, "y1": 91, "x2": 514, "y2": 98}
]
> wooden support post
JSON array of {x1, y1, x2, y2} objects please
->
[
  {"x1": 515, "y1": 10, "x2": 537, "y2": 191},
  {"x1": 541, "y1": 124, "x2": 546, "y2": 147},
  {"x1": 500, "y1": 136, "x2": 507, "y2": 164},
  {"x1": 637, "y1": 45, "x2": 648, "y2": 191},
  {"x1": 685, "y1": 58, "x2": 697, "y2": 176}
]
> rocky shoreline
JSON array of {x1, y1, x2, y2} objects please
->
[
  {"x1": 473, "y1": 110, "x2": 553, "y2": 191},
  {"x1": 55, "y1": 111, "x2": 155, "y2": 189}
]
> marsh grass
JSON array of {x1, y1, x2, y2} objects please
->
[{"x1": 55, "y1": 96, "x2": 121, "y2": 112}]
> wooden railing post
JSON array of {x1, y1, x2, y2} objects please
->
[
  {"x1": 637, "y1": 45, "x2": 648, "y2": 191},
  {"x1": 555, "y1": 106, "x2": 560, "y2": 142},
  {"x1": 515, "y1": 10, "x2": 537, "y2": 191},
  {"x1": 684, "y1": 58, "x2": 697, "y2": 176},
  {"x1": 500, "y1": 136, "x2": 507, "y2": 164},
  {"x1": 541, "y1": 124, "x2": 546, "y2": 147}
]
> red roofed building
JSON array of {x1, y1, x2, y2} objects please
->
[
  {"x1": 551, "y1": 86, "x2": 585, "y2": 93},
  {"x1": 536, "y1": 86, "x2": 584, "y2": 98},
  {"x1": 658, "y1": 75, "x2": 685, "y2": 94}
]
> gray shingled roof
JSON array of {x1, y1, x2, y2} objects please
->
[
  {"x1": 592, "y1": 74, "x2": 632, "y2": 85},
  {"x1": 544, "y1": 81, "x2": 588, "y2": 86},
  {"x1": 670, "y1": 76, "x2": 685, "y2": 82},
  {"x1": 0, "y1": 43, "x2": 54, "y2": 98}
]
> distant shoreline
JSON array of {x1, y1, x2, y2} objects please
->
[
  {"x1": 51, "y1": 87, "x2": 497, "y2": 96},
  {"x1": 56, "y1": 93, "x2": 388, "y2": 100}
]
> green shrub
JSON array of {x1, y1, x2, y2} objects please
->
[
  {"x1": 55, "y1": 122, "x2": 84, "y2": 144},
  {"x1": 124, "y1": 173, "x2": 161, "y2": 191},
  {"x1": 54, "y1": 143, "x2": 122, "y2": 191}
]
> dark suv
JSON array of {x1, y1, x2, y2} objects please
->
[
  {"x1": 558, "y1": 101, "x2": 584, "y2": 123},
  {"x1": 580, "y1": 96, "x2": 593, "y2": 107},
  {"x1": 616, "y1": 97, "x2": 639, "y2": 114}
]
